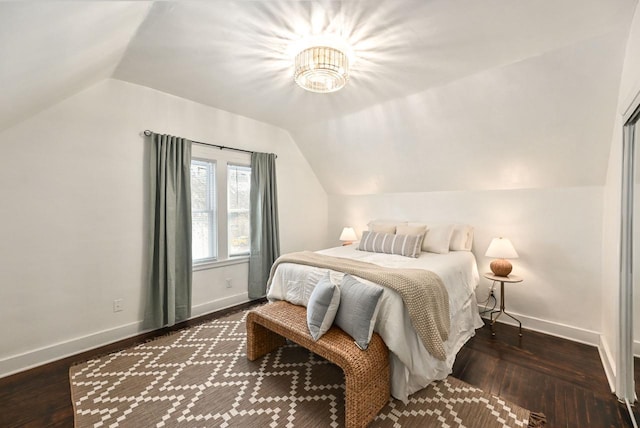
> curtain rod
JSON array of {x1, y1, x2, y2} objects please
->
[{"x1": 143, "y1": 130, "x2": 276, "y2": 158}]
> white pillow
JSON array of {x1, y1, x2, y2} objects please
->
[
  {"x1": 396, "y1": 224, "x2": 427, "y2": 237},
  {"x1": 450, "y1": 225, "x2": 474, "y2": 251},
  {"x1": 422, "y1": 224, "x2": 454, "y2": 254},
  {"x1": 306, "y1": 273, "x2": 341, "y2": 341},
  {"x1": 367, "y1": 219, "x2": 407, "y2": 234},
  {"x1": 465, "y1": 228, "x2": 474, "y2": 250},
  {"x1": 370, "y1": 223, "x2": 397, "y2": 234}
]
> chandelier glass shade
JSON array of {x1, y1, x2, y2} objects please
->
[{"x1": 294, "y1": 46, "x2": 349, "y2": 93}]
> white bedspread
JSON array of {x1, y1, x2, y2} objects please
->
[{"x1": 266, "y1": 245, "x2": 484, "y2": 402}]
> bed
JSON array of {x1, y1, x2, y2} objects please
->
[{"x1": 266, "y1": 236, "x2": 484, "y2": 403}]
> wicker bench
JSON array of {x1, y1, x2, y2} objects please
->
[{"x1": 246, "y1": 301, "x2": 390, "y2": 428}]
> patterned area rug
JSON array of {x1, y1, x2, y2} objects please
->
[{"x1": 70, "y1": 309, "x2": 545, "y2": 427}]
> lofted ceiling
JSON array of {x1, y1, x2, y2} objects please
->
[{"x1": 0, "y1": 1, "x2": 636, "y2": 194}]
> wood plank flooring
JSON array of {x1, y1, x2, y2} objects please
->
[
  {"x1": 0, "y1": 303, "x2": 635, "y2": 427},
  {"x1": 453, "y1": 319, "x2": 635, "y2": 428}
]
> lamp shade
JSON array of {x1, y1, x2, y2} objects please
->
[
  {"x1": 339, "y1": 227, "x2": 357, "y2": 242},
  {"x1": 485, "y1": 237, "x2": 518, "y2": 259},
  {"x1": 485, "y1": 237, "x2": 518, "y2": 277}
]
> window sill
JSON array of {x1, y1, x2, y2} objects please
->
[{"x1": 193, "y1": 256, "x2": 249, "y2": 272}]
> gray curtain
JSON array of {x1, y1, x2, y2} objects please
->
[
  {"x1": 144, "y1": 133, "x2": 193, "y2": 329},
  {"x1": 248, "y1": 152, "x2": 280, "y2": 299}
]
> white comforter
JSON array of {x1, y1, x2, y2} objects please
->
[{"x1": 266, "y1": 245, "x2": 484, "y2": 402}]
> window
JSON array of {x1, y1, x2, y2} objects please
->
[
  {"x1": 190, "y1": 146, "x2": 251, "y2": 267},
  {"x1": 228, "y1": 164, "x2": 251, "y2": 256},
  {"x1": 191, "y1": 159, "x2": 217, "y2": 262}
]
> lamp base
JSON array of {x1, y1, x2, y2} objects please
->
[{"x1": 490, "y1": 259, "x2": 512, "y2": 277}]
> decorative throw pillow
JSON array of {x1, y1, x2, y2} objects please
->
[
  {"x1": 396, "y1": 224, "x2": 427, "y2": 237},
  {"x1": 450, "y1": 224, "x2": 474, "y2": 251},
  {"x1": 357, "y1": 230, "x2": 424, "y2": 258},
  {"x1": 421, "y1": 224, "x2": 454, "y2": 254},
  {"x1": 306, "y1": 273, "x2": 341, "y2": 341},
  {"x1": 370, "y1": 223, "x2": 397, "y2": 234},
  {"x1": 464, "y1": 228, "x2": 474, "y2": 251},
  {"x1": 334, "y1": 275, "x2": 384, "y2": 350},
  {"x1": 368, "y1": 220, "x2": 407, "y2": 235}
]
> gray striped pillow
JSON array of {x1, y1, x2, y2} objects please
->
[{"x1": 357, "y1": 231, "x2": 424, "y2": 258}]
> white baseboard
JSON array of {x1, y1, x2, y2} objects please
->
[
  {"x1": 479, "y1": 304, "x2": 617, "y2": 393},
  {"x1": 192, "y1": 292, "x2": 249, "y2": 317},
  {"x1": 599, "y1": 335, "x2": 617, "y2": 393},
  {"x1": 0, "y1": 292, "x2": 250, "y2": 379},
  {"x1": 0, "y1": 321, "x2": 145, "y2": 379},
  {"x1": 2, "y1": 297, "x2": 605, "y2": 380},
  {"x1": 478, "y1": 304, "x2": 600, "y2": 346}
]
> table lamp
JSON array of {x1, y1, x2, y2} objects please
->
[
  {"x1": 485, "y1": 237, "x2": 518, "y2": 277},
  {"x1": 339, "y1": 227, "x2": 357, "y2": 246}
]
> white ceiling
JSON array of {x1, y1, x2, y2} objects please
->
[
  {"x1": 0, "y1": 1, "x2": 636, "y2": 194},
  {"x1": 0, "y1": 2, "x2": 151, "y2": 131}
]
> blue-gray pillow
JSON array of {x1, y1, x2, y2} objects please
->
[
  {"x1": 307, "y1": 272, "x2": 341, "y2": 341},
  {"x1": 334, "y1": 275, "x2": 384, "y2": 350}
]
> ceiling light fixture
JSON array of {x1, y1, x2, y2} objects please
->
[{"x1": 294, "y1": 45, "x2": 349, "y2": 93}]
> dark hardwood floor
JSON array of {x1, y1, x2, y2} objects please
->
[
  {"x1": 453, "y1": 319, "x2": 635, "y2": 428},
  {"x1": 0, "y1": 304, "x2": 635, "y2": 427}
]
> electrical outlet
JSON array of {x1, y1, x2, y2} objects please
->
[
  {"x1": 113, "y1": 299, "x2": 124, "y2": 312},
  {"x1": 226, "y1": 279, "x2": 232, "y2": 288}
]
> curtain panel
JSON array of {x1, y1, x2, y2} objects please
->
[
  {"x1": 248, "y1": 152, "x2": 280, "y2": 299},
  {"x1": 144, "y1": 133, "x2": 193, "y2": 328}
]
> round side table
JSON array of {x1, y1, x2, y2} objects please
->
[{"x1": 483, "y1": 273, "x2": 523, "y2": 337}]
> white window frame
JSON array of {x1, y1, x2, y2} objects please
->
[
  {"x1": 191, "y1": 158, "x2": 217, "y2": 265},
  {"x1": 191, "y1": 144, "x2": 251, "y2": 270}
]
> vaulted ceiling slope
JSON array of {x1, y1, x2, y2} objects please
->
[
  {"x1": 0, "y1": 1, "x2": 635, "y2": 193},
  {"x1": 0, "y1": 2, "x2": 152, "y2": 131}
]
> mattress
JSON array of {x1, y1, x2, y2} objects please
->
[{"x1": 266, "y1": 245, "x2": 484, "y2": 402}]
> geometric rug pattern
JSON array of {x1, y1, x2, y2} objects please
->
[{"x1": 70, "y1": 309, "x2": 542, "y2": 428}]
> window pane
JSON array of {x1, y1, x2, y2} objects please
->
[
  {"x1": 191, "y1": 161, "x2": 210, "y2": 212},
  {"x1": 228, "y1": 165, "x2": 251, "y2": 210},
  {"x1": 191, "y1": 160, "x2": 216, "y2": 262},
  {"x1": 192, "y1": 212, "x2": 211, "y2": 260},
  {"x1": 228, "y1": 165, "x2": 251, "y2": 256}
]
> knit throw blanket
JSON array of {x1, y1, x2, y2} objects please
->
[{"x1": 267, "y1": 251, "x2": 450, "y2": 361}]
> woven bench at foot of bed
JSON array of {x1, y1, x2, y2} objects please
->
[{"x1": 246, "y1": 301, "x2": 390, "y2": 428}]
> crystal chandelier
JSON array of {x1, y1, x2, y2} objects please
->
[{"x1": 294, "y1": 46, "x2": 349, "y2": 93}]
